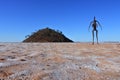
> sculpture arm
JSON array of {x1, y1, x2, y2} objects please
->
[
  {"x1": 97, "y1": 21, "x2": 102, "y2": 30},
  {"x1": 88, "y1": 21, "x2": 93, "y2": 31}
]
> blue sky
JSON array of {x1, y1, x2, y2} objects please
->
[{"x1": 0, "y1": 0, "x2": 120, "y2": 42}]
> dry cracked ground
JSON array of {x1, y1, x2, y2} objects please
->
[{"x1": 0, "y1": 43, "x2": 120, "y2": 80}]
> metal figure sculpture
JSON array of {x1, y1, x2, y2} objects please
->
[{"x1": 88, "y1": 16, "x2": 102, "y2": 44}]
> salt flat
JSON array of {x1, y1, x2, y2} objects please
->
[{"x1": 0, "y1": 43, "x2": 120, "y2": 80}]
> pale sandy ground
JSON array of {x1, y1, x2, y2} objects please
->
[{"x1": 0, "y1": 42, "x2": 120, "y2": 80}]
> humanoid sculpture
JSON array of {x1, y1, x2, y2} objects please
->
[{"x1": 88, "y1": 17, "x2": 102, "y2": 44}]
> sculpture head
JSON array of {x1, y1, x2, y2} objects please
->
[{"x1": 94, "y1": 16, "x2": 96, "y2": 22}]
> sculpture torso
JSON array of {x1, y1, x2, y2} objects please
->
[{"x1": 92, "y1": 21, "x2": 97, "y2": 30}]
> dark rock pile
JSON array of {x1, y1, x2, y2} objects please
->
[{"x1": 23, "y1": 28, "x2": 73, "y2": 42}]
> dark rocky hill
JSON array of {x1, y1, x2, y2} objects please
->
[{"x1": 23, "y1": 28, "x2": 73, "y2": 42}]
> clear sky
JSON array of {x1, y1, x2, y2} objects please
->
[{"x1": 0, "y1": 0, "x2": 120, "y2": 42}]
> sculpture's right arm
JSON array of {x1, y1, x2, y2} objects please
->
[{"x1": 88, "y1": 21, "x2": 92, "y2": 31}]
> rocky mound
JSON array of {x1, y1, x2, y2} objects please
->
[{"x1": 23, "y1": 28, "x2": 73, "y2": 42}]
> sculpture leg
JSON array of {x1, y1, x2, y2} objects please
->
[
  {"x1": 92, "y1": 30, "x2": 94, "y2": 45},
  {"x1": 96, "y1": 30, "x2": 98, "y2": 44}
]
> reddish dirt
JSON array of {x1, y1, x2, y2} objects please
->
[{"x1": 0, "y1": 43, "x2": 120, "y2": 80}]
